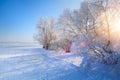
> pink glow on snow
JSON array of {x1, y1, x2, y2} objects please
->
[
  {"x1": 77, "y1": 41, "x2": 86, "y2": 49},
  {"x1": 80, "y1": 42, "x2": 86, "y2": 47},
  {"x1": 58, "y1": 50, "x2": 66, "y2": 54}
]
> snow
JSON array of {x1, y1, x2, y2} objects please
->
[{"x1": 0, "y1": 42, "x2": 120, "y2": 80}]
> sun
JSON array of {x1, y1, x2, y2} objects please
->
[{"x1": 111, "y1": 18, "x2": 120, "y2": 33}]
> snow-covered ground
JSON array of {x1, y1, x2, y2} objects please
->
[{"x1": 0, "y1": 42, "x2": 120, "y2": 80}]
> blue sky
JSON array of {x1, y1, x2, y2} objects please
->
[{"x1": 0, "y1": 0, "x2": 82, "y2": 42}]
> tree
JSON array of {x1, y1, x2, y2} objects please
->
[
  {"x1": 58, "y1": 9, "x2": 78, "y2": 52},
  {"x1": 35, "y1": 18, "x2": 57, "y2": 50},
  {"x1": 81, "y1": 0, "x2": 120, "y2": 64}
]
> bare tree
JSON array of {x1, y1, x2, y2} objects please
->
[{"x1": 35, "y1": 18, "x2": 57, "y2": 50}]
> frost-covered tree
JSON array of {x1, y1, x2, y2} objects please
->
[
  {"x1": 34, "y1": 0, "x2": 120, "y2": 63},
  {"x1": 35, "y1": 18, "x2": 57, "y2": 50},
  {"x1": 81, "y1": 0, "x2": 120, "y2": 64},
  {"x1": 58, "y1": 9, "x2": 78, "y2": 52}
]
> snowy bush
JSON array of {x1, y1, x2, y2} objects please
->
[{"x1": 50, "y1": 39, "x2": 72, "y2": 52}]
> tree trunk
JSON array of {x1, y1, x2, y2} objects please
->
[
  {"x1": 43, "y1": 46, "x2": 45, "y2": 48},
  {"x1": 66, "y1": 44, "x2": 71, "y2": 53},
  {"x1": 44, "y1": 44, "x2": 50, "y2": 50}
]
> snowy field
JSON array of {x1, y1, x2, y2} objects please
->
[{"x1": 0, "y1": 42, "x2": 120, "y2": 80}]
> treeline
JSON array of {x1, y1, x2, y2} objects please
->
[{"x1": 35, "y1": 0, "x2": 120, "y2": 64}]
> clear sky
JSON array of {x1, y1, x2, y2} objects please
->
[{"x1": 0, "y1": 0, "x2": 82, "y2": 42}]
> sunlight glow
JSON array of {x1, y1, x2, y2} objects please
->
[
  {"x1": 98, "y1": 9, "x2": 120, "y2": 40},
  {"x1": 96, "y1": 6, "x2": 120, "y2": 51},
  {"x1": 111, "y1": 19, "x2": 120, "y2": 33}
]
